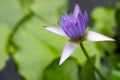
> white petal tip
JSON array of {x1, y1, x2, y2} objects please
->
[
  {"x1": 73, "y1": 2, "x2": 82, "y2": 17},
  {"x1": 107, "y1": 39, "x2": 115, "y2": 41},
  {"x1": 59, "y1": 60, "x2": 64, "y2": 66},
  {"x1": 75, "y1": 2, "x2": 79, "y2": 7},
  {"x1": 86, "y1": 31, "x2": 116, "y2": 41},
  {"x1": 59, "y1": 55, "x2": 67, "y2": 66}
]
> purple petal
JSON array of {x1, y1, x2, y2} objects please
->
[
  {"x1": 60, "y1": 13, "x2": 79, "y2": 39},
  {"x1": 44, "y1": 26, "x2": 67, "y2": 36},
  {"x1": 73, "y1": 3, "x2": 82, "y2": 17},
  {"x1": 59, "y1": 41, "x2": 79, "y2": 65},
  {"x1": 77, "y1": 13, "x2": 86, "y2": 36},
  {"x1": 83, "y1": 11, "x2": 88, "y2": 27},
  {"x1": 86, "y1": 31, "x2": 115, "y2": 41}
]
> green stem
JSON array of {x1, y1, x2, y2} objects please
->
[{"x1": 80, "y1": 43, "x2": 106, "y2": 80}]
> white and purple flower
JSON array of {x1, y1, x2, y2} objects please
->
[{"x1": 44, "y1": 3, "x2": 115, "y2": 65}]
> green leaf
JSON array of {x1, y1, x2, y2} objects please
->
[
  {"x1": 12, "y1": 17, "x2": 68, "y2": 80},
  {"x1": 117, "y1": 62, "x2": 120, "y2": 69},
  {"x1": 0, "y1": 23, "x2": 10, "y2": 70},
  {"x1": 10, "y1": 0, "x2": 69, "y2": 79},
  {"x1": 0, "y1": 0, "x2": 24, "y2": 28},
  {"x1": 19, "y1": 0, "x2": 34, "y2": 13},
  {"x1": 81, "y1": 57, "x2": 96, "y2": 80},
  {"x1": 31, "y1": 0, "x2": 68, "y2": 25},
  {"x1": 43, "y1": 58, "x2": 79, "y2": 80},
  {"x1": 108, "y1": 54, "x2": 120, "y2": 69},
  {"x1": 115, "y1": 8, "x2": 120, "y2": 29},
  {"x1": 107, "y1": 70, "x2": 120, "y2": 80},
  {"x1": 0, "y1": 0, "x2": 24, "y2": 71}
]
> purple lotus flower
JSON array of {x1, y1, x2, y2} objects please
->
[{"x1": 44, "y1": 3, "x2": 115, "y2": 65}]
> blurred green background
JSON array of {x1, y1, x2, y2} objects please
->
[{"x1": 0, "y1": 0, "x2": 120, "y2": 80}]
